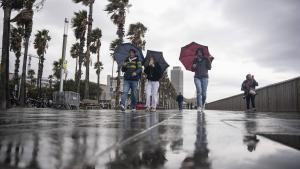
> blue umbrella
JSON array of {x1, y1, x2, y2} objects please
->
[
  {"x1": 113, "y1": 43, "x2": 144, "y2": 65},
  {"x1": 144, "y1": 50, "x2": 169, "y2": 72}
]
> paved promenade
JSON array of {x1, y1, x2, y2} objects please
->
[{"x1": 0, "y1": 109, "x2": 299, "y2": 169}]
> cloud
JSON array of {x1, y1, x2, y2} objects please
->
[{"x1": 220, "y1": 0, "x2": 300, "y2": 72}]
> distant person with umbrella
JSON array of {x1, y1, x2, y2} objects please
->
[
  {"x1": 192, "y1": 48, "x2": 212, "y2": 112},
  {"x1": 120, "y1": 49, "x2": 143, "y2": 112},
  {"x1": 241, "y1": 74, "x2": 258, "y2": 112},
  {"x1": 144, "y1": 50, "x2": 169, "y2": 112},
  {"x1": 176, "y1": 92, "x2": 184, "y2": 110}
]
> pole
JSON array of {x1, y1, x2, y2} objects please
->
[{"x1": 59, "y1": 18, "x2": 69, "y2": 92}]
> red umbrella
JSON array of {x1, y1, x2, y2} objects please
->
[{"x1": 179, "y1": 42, "x2": 214, "y2": 71}]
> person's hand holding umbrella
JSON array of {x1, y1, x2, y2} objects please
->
[
  {"x1": 149, "y1": 57, "x2": 155, "y2": 67},
  {"x1": 144, "y1": 50, "x2": 169, "y2": 72},
  {"x1": 192, "y1": 62, "x2": 197, "y2": 69}
]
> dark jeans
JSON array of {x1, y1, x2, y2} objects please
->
[
  {"x1": 246, "y1": 94, "x2": 255, "y2": 109},
  {"x1": 178, "y1": 102, "x2": 183, "y2": 110}
]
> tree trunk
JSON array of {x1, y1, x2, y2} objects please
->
[
  {"x1": 0, "y1": 7, "x2": 12, "y2": 110},
  {"x1": 96, "y1": 47, "x2": 100, "y2": 104},
  {"x1": 38, "y1": 57, "x2": 44, "y2": 98},
  {"x1": 77, "y1": 37, "x2": 85, "y2": 94},
  {"x1": 75, "y1": 57, "x2": 78, "y2": 80},
  {"x1": 77, "y1": 59, "x2": 82, "y2": 94},
  {"x1": 20, "y1": 36, "x2": 30, "y2": 106},
  {"x1": 37, "y1": 58, "x2": 41, "y2": 89},
  {"x1": 20, "y1": 21, "x2": 33, "y2": 106},
  {"x1": 14, "y1": 51, "x2": 21, "y2": 97},
  {"x1": 84, "y1": 1, "x2": 94, "y2": 99}
]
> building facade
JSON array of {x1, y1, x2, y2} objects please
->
[{"x1": 171, "y1": 66, "x2": 184, "y2": 95}]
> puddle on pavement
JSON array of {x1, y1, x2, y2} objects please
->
[{"x1": 0, "y1": 110, "x2": 300, "y2": 169}]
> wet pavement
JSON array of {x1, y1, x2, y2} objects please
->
[{"x1": 0, "y1": 109, "x2": 300, "y2": 169}]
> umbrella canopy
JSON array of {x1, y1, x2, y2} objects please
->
[
  {"x1": 113, "y1": 43, "x2": 144, "y2": 65},
  {"x1": 179, "y1": 42, "x2": 214, "y2": 71},
  {"x1": 144, "y1": 50, "x2": 169, "y2": 72}
]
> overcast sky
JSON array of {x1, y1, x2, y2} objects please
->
[{"x1": 1, "y1": 0, "x2": 299, "y2": 102}]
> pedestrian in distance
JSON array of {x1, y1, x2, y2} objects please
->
[
  {"x1": 176, "y1": 92, "x2": 184, "y2": 110},
  {"x1": 241, "y1": 74, "x2": 258, "y2": 112},
  {"x1": 192, "y1": 48, "x2": 212, "y2": 112},
  {"x1": 120, "y1": 49, "x2": 143, "y2": 112},
  {"x1": 144, "y1": 56, "x2": 163, "y2": 112}
]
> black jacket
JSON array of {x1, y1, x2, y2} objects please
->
[
  {"x1": 176, "y1": 94, "x2": 184, "y2": 103},
  {"x1": 144, "y1": 63, "x2": 163, "y2": 81},
  {"x1": 192, "y1": 57, "x2": 211, "y2": 79}
]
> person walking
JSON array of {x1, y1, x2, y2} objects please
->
[
  {"x1": 176, "y1": 92, "x2": 184, "y2": 110},
  {"x1": 120, "y1": 49, "x2": 143, "y2": 112},
  {"x1": 241, "y1": 74, "x2": 258, "y2": 112},
  {"x1": 144, "y1": 56, "x2": 163, "y2": 112},
  {"x1": 192, "y1": 48, "x2": 212, "y2": 112}
]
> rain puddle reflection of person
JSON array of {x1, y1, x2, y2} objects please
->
[
  {"x1": 243, "y1": 113, "x2": 260, "y2": 152},
  {"x1": 180, "y1": 112, "x2": 211, "y2": 169}
]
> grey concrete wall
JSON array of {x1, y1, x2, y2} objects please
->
[{"x1": 206, "y1": 77, "x2": 300, "y2": 112}]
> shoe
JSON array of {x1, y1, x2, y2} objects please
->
[
  {"x1": 197, "y1": 107, "x2": 202, "y2": 112},
  {"x1": 131, "y1": 109, "x2": 136, "y2": 112},
  {"x1": 202, "y1": 103, "x2": 206, "y2": 111},
  {"x1": 145, "y1": 107, "x2": 150, "y2": 112},
  {"x1": 252, "y1": 108, "x2": 256, "y2": 112},
  {"x1": 150, "y1": 108, "x2": 156, "y2": 112},
  {"x1": 120, "y1": 105, "x2": 125, "y2": 112}
]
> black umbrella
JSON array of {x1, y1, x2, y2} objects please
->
[
  {"x1": 113, "y1": 43, "x2": 144, "y2": 65},
  {"x1": 144, "y1": 50, "x2": 169, "y2": 72}
]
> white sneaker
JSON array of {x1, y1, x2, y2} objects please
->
[
  {"x1": 150, "y1": 108, "x2": 156, "y2": 112},
  {"x1": 197, "y1": 107, "x2": 202, "y2": 112},
  {"x1": 131, "y1": 109, "x2": 136, "y2": 112},
  {"x1": 203, "y1": 103, "x2": 206, "y2": 110},
  {"x1": 145, "y1": 107, "x2": 150, "y2": 112},
  {"x1": 120, "y1": 105, "x2": 125, "y2": 112}
]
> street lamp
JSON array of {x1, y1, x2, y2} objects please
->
[{"x1": 59, "y1": 18, "x2": 69, "y2": 92}]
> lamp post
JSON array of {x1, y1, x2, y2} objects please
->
[{"x1": 59, "y1": 18, "x2": 69, "y2": 92}]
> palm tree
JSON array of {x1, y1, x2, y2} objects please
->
[
  {"x1": 94, "y1": 62, "x2": 103, "y2": 103},
  {"x1": 33, "y1": 29, "x2": 51, "y2": 97},
  {"x1": 73, "y1": 0, "x2": 95, "y2": 99},
  {"x1": 105, "y1": 0, "x2": 131, "y2": 108},
  {"x1": 48, "y1": 75, "x2": 53, "y2": 89},
  {"x1": 52, "y1": 59, "x2": 63, "y2": 80},
  {"x1": 127, "y1": 22, "x2": 147, "y2": 103},
  {"x1": 0, "y1": 0, "x2": 24, "y2": 109},
  {"x1": 27, "y1": 69, "x2": 35, "y2": 85},
  {"x1": 71, "y1": 10, "x2": 87, "y2": 94},
  {"x1": 11, "y1": 0, "x2": 38, "y2": 106},
  {"x1": 70, "y1": 42, "x2": 80, "y2": 80},
  {"x1": 127, "y1": 22, "x2": 147, "y2": 50},
  {"x1": 90, "y1": 28, "x2": 102, "y2": 103},
  {"x1": 10, "y1": 25, "x2": 24, "y2": 95}
]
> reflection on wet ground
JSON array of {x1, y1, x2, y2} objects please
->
[{"x1": 0, "y1": 109, "x2": 300, "y2": 169}]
